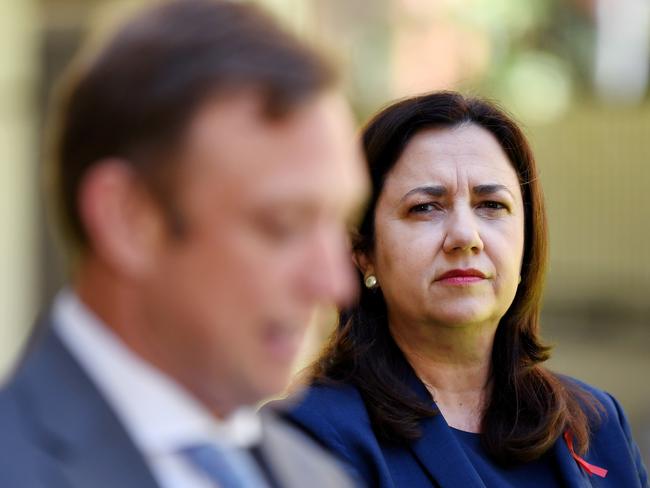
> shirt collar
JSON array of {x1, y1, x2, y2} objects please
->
[{"x1": 52, "y1": 288, "x2": 262, "y2": 456}]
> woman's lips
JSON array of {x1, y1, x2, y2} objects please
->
[{"x1": 435, "y1": 268, "x2": 487, "y2": 285}]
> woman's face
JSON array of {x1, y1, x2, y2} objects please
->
[{"x1": 366, "y1": 123, "x2": 525, "y2": 330}]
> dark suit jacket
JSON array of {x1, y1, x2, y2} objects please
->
[
  {"x1": 276, "y1": 372, "x2": 649, "y2": 488},
  {"x1": 0, "y1": 319, "x2": 356, "y2": 488}
]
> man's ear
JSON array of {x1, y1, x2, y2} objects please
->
[{"x1": 78, "y1": 159, "x2": 166, "y2": 277}]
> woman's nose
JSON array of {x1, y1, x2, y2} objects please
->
[{"x1": 442, "y1": 207, "x2": 484, "y2": 254}]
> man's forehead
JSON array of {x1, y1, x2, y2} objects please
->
[
  {"x1": 183, "y1": 92, "x2": 351, "y2": 168},
  {"x1": 177, "y1": 91, "x2": 367, "y2": 210}
]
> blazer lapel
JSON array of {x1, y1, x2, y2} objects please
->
[
  {"x1": 16, "y1": 324, "x2": 160, "y2": 488},
  {"x1": 257, "y1": 418, "x2": 309, "y2": 488},
  {"x1": 407, "y1": 410, "x2": 485, "y2": 488},
  {"x1": 403, "y1": 370, "x2": 486, "y2": 488},
  {"x1": 552, "y1": 435, "x2": 594, "y2": 488},
  {"x1": 257, "y1": 413, "x2": 357, "y2": 488}
]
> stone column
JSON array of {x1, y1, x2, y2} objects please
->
[{"x1": 0, "y1": 0, "x2": 38, "y2": 379}]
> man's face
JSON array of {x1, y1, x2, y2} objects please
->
[{"x1": 142, "y1": 92, "x2": 367, "y2": 414}]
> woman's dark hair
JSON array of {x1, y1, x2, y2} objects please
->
[{"x1": 310, "y1": 92, "x2": 600, "y2": 464}]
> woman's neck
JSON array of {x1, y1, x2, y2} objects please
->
[{"x1": 390, "y1": 317, "x2": 496, "y2": 433}]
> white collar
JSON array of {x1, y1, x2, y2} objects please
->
[{"x1": 52, "y1": 289, "x2": 262, "y2": 457}]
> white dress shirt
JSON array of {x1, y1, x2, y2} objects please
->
[{"x1": 53, "y1": 289, "x2": 264, "y2": 488}]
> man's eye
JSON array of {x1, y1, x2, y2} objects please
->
[{"x1": 256, "y1": 217, "x2": 301, "y2": 243}]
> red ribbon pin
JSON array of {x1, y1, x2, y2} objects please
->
[{"x1": 563, "y1": 430, "x2": 608, "y2": 478}]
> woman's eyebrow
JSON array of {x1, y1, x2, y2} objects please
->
[
  {"x1": 399, "y1": 185, "x2": 447, "y2": 203},
  {"x1": 473, "y1": 184, "x2": 514, "y2": 198}
]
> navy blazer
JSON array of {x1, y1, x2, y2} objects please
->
[
  {"x1": 277, "y1": 374, "x2": 648, "y2": 488},
  {"x1": 0, "y1": 318, "x2": 357, "y2": 488}
]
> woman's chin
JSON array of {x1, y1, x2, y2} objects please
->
[{"x1": 426, "y1": 308, "x2": 497, "y2": 329}]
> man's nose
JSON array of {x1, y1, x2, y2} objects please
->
[{"x1": 300, "y1": 226, "x2": 357, "y2": 308}]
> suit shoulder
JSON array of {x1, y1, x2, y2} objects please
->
[
  {"x1": 266, "y1": 382, "x2": 379, "y2": 463},
  {"x1": 558, "y1": 376, "x2": 649, "y2": 485},
  {"x1": 0, "y1": 376, "x2": 33, "y2": 442},
  {"x1": 271, "y1": 382, "x2": 370, "y2": 433},
  {"x1": 557, "y1": 375, "x2": 621, "y2": 417},
  {"x1": 278, "y1": 382, "x2": 367, "y2": 416},
  {"x1": 558, "y1": 374, "x2": 640, "y2": 442},
  {"x1": 0, "y1": 385, "x2": 55, "y2": 487}
]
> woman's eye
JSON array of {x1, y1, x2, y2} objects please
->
[
  {"x1": 409, "y1": 203, "x2": 439, "y2": 214},
  {"x1": 478, "y1": 201, "x2": 508, "y2": 211}
]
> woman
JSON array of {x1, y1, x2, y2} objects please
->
[{"x1": 275, "y1": 92, "x2": 648, "y2": 487}]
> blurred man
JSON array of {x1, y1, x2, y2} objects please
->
[{"x1": 0, "y1": 1, "x2": 367, "y2": 487}]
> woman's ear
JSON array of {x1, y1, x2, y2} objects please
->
[
  {"x1": 353, "y1": 250, "x2": 373, "y2": 276},
  {"x1": 355, "y1": 250, "x2": 380, "y2": 289}
]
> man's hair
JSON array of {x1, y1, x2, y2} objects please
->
[{"x1": 49, "y1": 0, "x2": 337, "y2": 251}]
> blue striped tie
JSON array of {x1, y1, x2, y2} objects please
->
[{"x1": 181, "y1": 443, "x2": 270, "y2": 488}]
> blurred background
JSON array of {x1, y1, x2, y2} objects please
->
[{"x1": 2, "y1": 0, "x2": 649, "y2": 466}]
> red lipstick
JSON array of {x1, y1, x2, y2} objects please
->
[{"x1": 435, "y1": 268, "x2": 486, "y2": 285}]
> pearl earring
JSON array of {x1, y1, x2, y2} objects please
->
[{"x1": 364, "y1": 275, "x2": 378, "y2": 289}]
